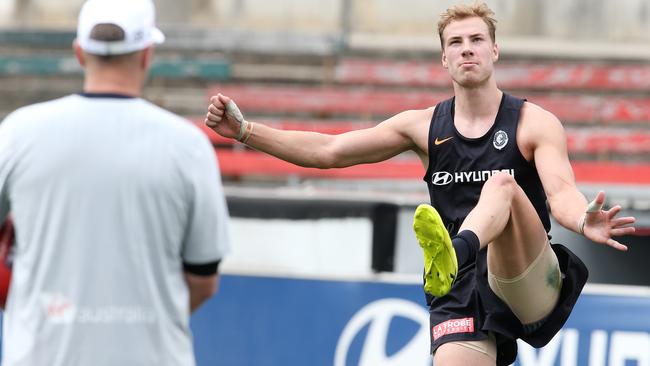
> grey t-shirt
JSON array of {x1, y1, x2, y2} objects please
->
[{"x1": 0, "y1": 94, "x2": 231, "y2": 366}]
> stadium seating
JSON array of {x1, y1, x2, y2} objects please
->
[
  {"x1": 207, "y1": 84, "x2": 650, "y2": 124},
  {"x1": 193, "y1": 119, "x2": 650, "y2": 157},
  {"x1": 336, "y1": 58, "x2": 650, "y2": 91},
  {"x1": 192, "y1": 120, "x2": 650, "y2": 184},
  {"x1": 203, "y1": 55, "x2": 650, "y2": 184},
  {"x1": 0, "y1": 30, "x2": 647, "y2": 186},
  {"x1": 0, "y1": 55, "x2": 230, "y2": 80}
]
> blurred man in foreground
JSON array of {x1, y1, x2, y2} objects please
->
[{"x1": 0, "y1": 0, "x2": 231, "y2": 365}]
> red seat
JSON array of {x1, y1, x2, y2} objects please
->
[
  {"x1": 192, "y1": 119, "x2": 650, "y2": 155},
  {"x1": 337, "y1": 58, "x2": 650, "y2": 91},
  {"x1": 213, "y1": 148, "x2": 650, "y2": 184},
  {"x1": 208, "y1": 84, "x2": 650, "y2": 124}
]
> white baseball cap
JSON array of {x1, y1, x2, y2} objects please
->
[{"x1": 76, "y1": 0, "x2": 165, "y2": 56}]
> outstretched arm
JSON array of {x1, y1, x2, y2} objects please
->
[
  {"x1": 529, "y1": 105, "x2": 635, "y2": 250},
  {"x1": 205, "y1": 94, "x2": 427, "y2": 169}
]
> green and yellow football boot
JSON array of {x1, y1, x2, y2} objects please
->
[{"x1": 413, "y1": 204, "x2": 458, "y2": 297}]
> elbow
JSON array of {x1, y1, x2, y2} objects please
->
[
  {"x1": 308, "y1": 149, "x2": 339, "y2": 169},
  {"x1": 185, "y1": 273, "x2": 220, "y2": 304},
  {"x1": 202, "y1": 277, "x2": 220, "y2": 299},
  {"x1": 311, "y1": 141, "x2": 349, "y2": 169},
  {"x1": 194, "y1": 278, "x2": 219, "y2": 308},
  {"x1": 314, "y1": 155, "x2": 338, "y2": 169},
  {"x1": 545, "y1": 193, "x2": 561, "y2": 214}
]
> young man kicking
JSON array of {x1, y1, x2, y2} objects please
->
[{"x1": 205, "y1": 3, "x2": 635, "y2": 365}]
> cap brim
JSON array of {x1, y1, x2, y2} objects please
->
[{"x1": 152, "y1": 27, "x2": 165, "y2": 44}]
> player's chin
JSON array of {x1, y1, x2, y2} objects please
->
[
  {"x1": 464, "y1": 77, "x2": 489, "y2": 88},
  {"x1": 453, "y1": 74, "x2": 488, "y2": 89}
]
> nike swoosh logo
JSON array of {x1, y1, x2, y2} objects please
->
[{"x1": 434, "y1": 136, "x2": 453, "y2": 145}]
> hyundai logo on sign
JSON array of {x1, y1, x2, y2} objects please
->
[
  {"x1": 334, "y1": 299, "x2": 431, "y2": 366},
  {"x1": 431, "y1": 171, "x2": 453, "y2": 186}
]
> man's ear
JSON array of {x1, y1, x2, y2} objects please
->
[
  {"x1": 493, "y1": 42, "x2": 499, "y2": 62},
  {"x1": 441, "y1": 51, "x2": 448, "y2": 69},
  {"x1": 73, "y1": 40, "x2": 86, "y2": 67},
  {"x1": 141, "y1": 46, "x2": 154, "y2": 71}
]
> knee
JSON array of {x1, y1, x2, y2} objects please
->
[{"x1": 483, "y1": 172, "x2": 517, "y2": 198}]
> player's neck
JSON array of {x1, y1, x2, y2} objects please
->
[{"x1": 453, "y1": 85, "x2": 502, "y2": 125}]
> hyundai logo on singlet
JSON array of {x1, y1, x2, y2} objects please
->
[
  {"x1": 431, "y1": 172, "x2": 454, "y2": 186},
  {"x1": 431, "y1": 169, "x2": 515, "y2": 186}
]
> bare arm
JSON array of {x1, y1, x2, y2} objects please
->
[
  {"x1": 527, "y1": 104, "x2": 635, "y2": 250},
  {"x1": 205, "y1": 94, "x2": 429, "y2": 168},
  {"x1": 184, "y1": 272, "x2": 219, "y2": 313}
]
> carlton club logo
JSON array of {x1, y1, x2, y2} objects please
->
[
  {"x1": 335, "y1": 299, "x2": 431, "y2": 366},
  {"x1": 493, "y1": 130, "x2": 509, "y2": 150}
]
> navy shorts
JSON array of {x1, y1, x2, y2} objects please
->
[{"x1": 426, "y1": 243, "x2": 588, "y2": 366}]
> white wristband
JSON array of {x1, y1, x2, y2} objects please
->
[
  {"x1": 236, "y1": 120, "x2": 248, "y2": 141},
  {"x1": 578, "y1": 213, "x2": 586, "y2": 235}
]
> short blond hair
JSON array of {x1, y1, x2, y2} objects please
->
[{"x1": 437, "y1": 2, "x2": 497, "y2": 49}]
